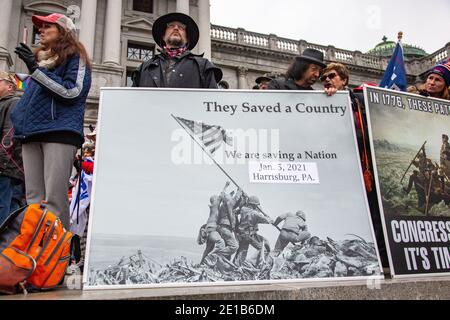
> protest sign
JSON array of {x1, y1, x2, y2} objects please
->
[
  {"x1": 84, "y1": 88, "x2": 383, "y2": 289},
  {"x1": 365, "y1": 86, "x2": 450, "y2": 277}
]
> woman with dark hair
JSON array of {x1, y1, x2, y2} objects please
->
[{"x1": 11, "y1": 13, "x2": 92, "y2": 228}]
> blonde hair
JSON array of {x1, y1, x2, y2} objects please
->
[{"x1": 0, "y1": 72, "x2": 17, "y2": 90}]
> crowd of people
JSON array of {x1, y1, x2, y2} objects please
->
[{"x1": 1, "y1": 11, "x2": 450, "y2": 274}]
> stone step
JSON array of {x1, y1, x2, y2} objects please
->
[{"x1": 1, "y1": 275, "x2": 449, "y2": 300}]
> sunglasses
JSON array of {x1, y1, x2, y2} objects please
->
[
  {"x1": 167, "y1": 22, "x2": 186, "y2": 30},
  {"x1": 320, "y1": 72, "x2": 338, "y2": 82}
]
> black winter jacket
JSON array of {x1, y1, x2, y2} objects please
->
[
  {"x1": 0, "y1": 94, "x2": 23, "y2": 181},
  {"x1": 132, "y1": 51, "x2": 222, "y2": 88},
  {"x1": 268, "y1": 78, "x2": 313, "y2": 90}
]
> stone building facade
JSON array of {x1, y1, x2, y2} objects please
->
[{"x1": 0, "y1": 0, "x2": 448, "y2": 128}]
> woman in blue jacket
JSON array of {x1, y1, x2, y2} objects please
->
[{"x1": 12, "y1": 13, "x2": 92, "y2": 229}]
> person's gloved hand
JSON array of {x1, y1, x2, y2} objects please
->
[{"x1": 14, "y1": 43, "x2": 39, "y2": 74}]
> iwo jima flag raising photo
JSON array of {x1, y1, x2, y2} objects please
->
[
  {"x1": 84, "y1": 88, "x2": 383, "y2": 290},
  {"x1": 364, "y1": 85, "x2": 450, "y2": 277}
]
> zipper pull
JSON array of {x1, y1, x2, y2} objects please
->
[
  {"x1": 40, "y1": 220, "x2": 52, "y2": 246},
  {"x1": 53, "y1": 220, "x2": 59, "y2": 240}
]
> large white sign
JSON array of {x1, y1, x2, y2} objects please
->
[{"x1": 84, "y1": 88, "x2": 383, "y2": 290}]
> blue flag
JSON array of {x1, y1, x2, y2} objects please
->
[{"x1": 380, "y1": 42, "x2": 407, "y2": 91}]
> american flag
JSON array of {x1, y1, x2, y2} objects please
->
[{"x1": 174, "y1": 116, "x2": 233, "y2": 154}]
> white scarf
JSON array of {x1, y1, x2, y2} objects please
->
[{"x1": 37, "y1": 49, "x2": 59, "y2": 69}]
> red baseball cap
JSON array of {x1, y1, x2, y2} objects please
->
[{"x1": 32, "y1": 13, "x2": 76, "y2": 33}]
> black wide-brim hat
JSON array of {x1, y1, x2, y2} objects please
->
[
  {"x1": 296, "y1": 48, "x2": 326, "y2": 68},
  {"x1": 152, "y1": 12, "x2": 199, "y2": 50},
  {"x1": 255, "y1": 75, "x2": 273, "y2": 84}
]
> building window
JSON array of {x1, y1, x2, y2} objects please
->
[
  {"x1": 127, "y1": 43, "x2": 154, "y2": 61},
  {"x1": 133, "y1": 0, "x2": 154, "y2": 13}
]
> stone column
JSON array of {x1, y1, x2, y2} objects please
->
[
  {"x1": 237, "y1": 28, "x2": 246, "y2": 45},
  {"x1": 197, "y1": 0, "x2": 211, "y2": 59},
  {"x1": 0, "y1": 0, "x2": 13, "y2": 71},
  {"x1": 268, "y1": 34, "x2": 278, "y2": 50},
  {"x1": 353, "y1": 51, "x2": 363, "y2": 66},
  {"x1": 79, "y1": 0, "x2": 97, "y2": 60},
  {"x1": 176, "y1": 0, "x2": 189, "y2": 14},
  {"x1": 298, "y1": 40, "x2": 308, "y2": 55},
  {"x1": 326, "y1": 45, "x2": 335, "y2": 61},
  {"x1": 0, "y1": 0, "x2": 13, "y2": 51},
  {"x1": 237, "y1": 67, "x2": 248, "y2": 89},
  {"x1": 103, "y1": 0, "x2": 122, "y2": 66}
]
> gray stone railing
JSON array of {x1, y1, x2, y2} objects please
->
[
  {"x1": 211, "y1": 24, "x2": 450, "y2": 76},
  {"x1": 210, "y1": 25, "x2": 237, "y2": 42},
  {"x1": 420, "y1": 46, "x2": 449, "y2": 69}
]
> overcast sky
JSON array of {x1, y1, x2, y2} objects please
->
[{"x1": 210, "y1": 0, "x2": 450, "y2": 54}]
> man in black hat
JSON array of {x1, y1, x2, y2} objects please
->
[
  {"x1": 268, "y1": 48, "x2": 326, "y2": 90},
  {"x1": 132, "y1": 12, "x2": 222, "y2": 88},
  {"x1": 255, "y1": 74, "x2": 274, "y2": 90}
]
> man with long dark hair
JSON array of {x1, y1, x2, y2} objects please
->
[
  {"x1": 268, "y1": 48, "x2": 326, "y2": 90},
  {"x1": 132, "y1": 12, "x2": 222, "y2": 88}
]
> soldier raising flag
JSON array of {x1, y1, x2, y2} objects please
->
[{"x1": 172, "y1": 115, "x2": 281, "y2": 232}]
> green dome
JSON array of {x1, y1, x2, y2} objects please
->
[{"x1": 367, "y1": 36, "x2": 428, "y2": 60}]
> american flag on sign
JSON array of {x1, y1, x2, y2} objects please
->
[{"x1": 174, "y1": 116, "x2": 233, "y2": 154}]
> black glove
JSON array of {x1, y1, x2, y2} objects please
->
[{"x1": 15, "y1": 43, "x2": 39, "y2": 74}]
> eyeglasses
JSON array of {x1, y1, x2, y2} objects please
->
[
  {"x1": 320, "y1": 72, "x2": 338, "y2": 82},
  {"x1": 167, "y1": 22, "x2": 186, "y2": 30}
]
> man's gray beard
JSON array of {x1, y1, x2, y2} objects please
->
[{"x1": 167, "y1": 37, "x2": 185, "y2": 48}]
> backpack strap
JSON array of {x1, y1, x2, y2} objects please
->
[
  {"x1": 350, "y1": 91, "x2": 373, "y2": 192},
  {"x1": 0, "y1": 97, "x2": 23, "y2": 175}
]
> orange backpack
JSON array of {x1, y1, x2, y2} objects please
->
[{"x1": 0, "y1": 204, "x2": 73, "y2": 294}]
